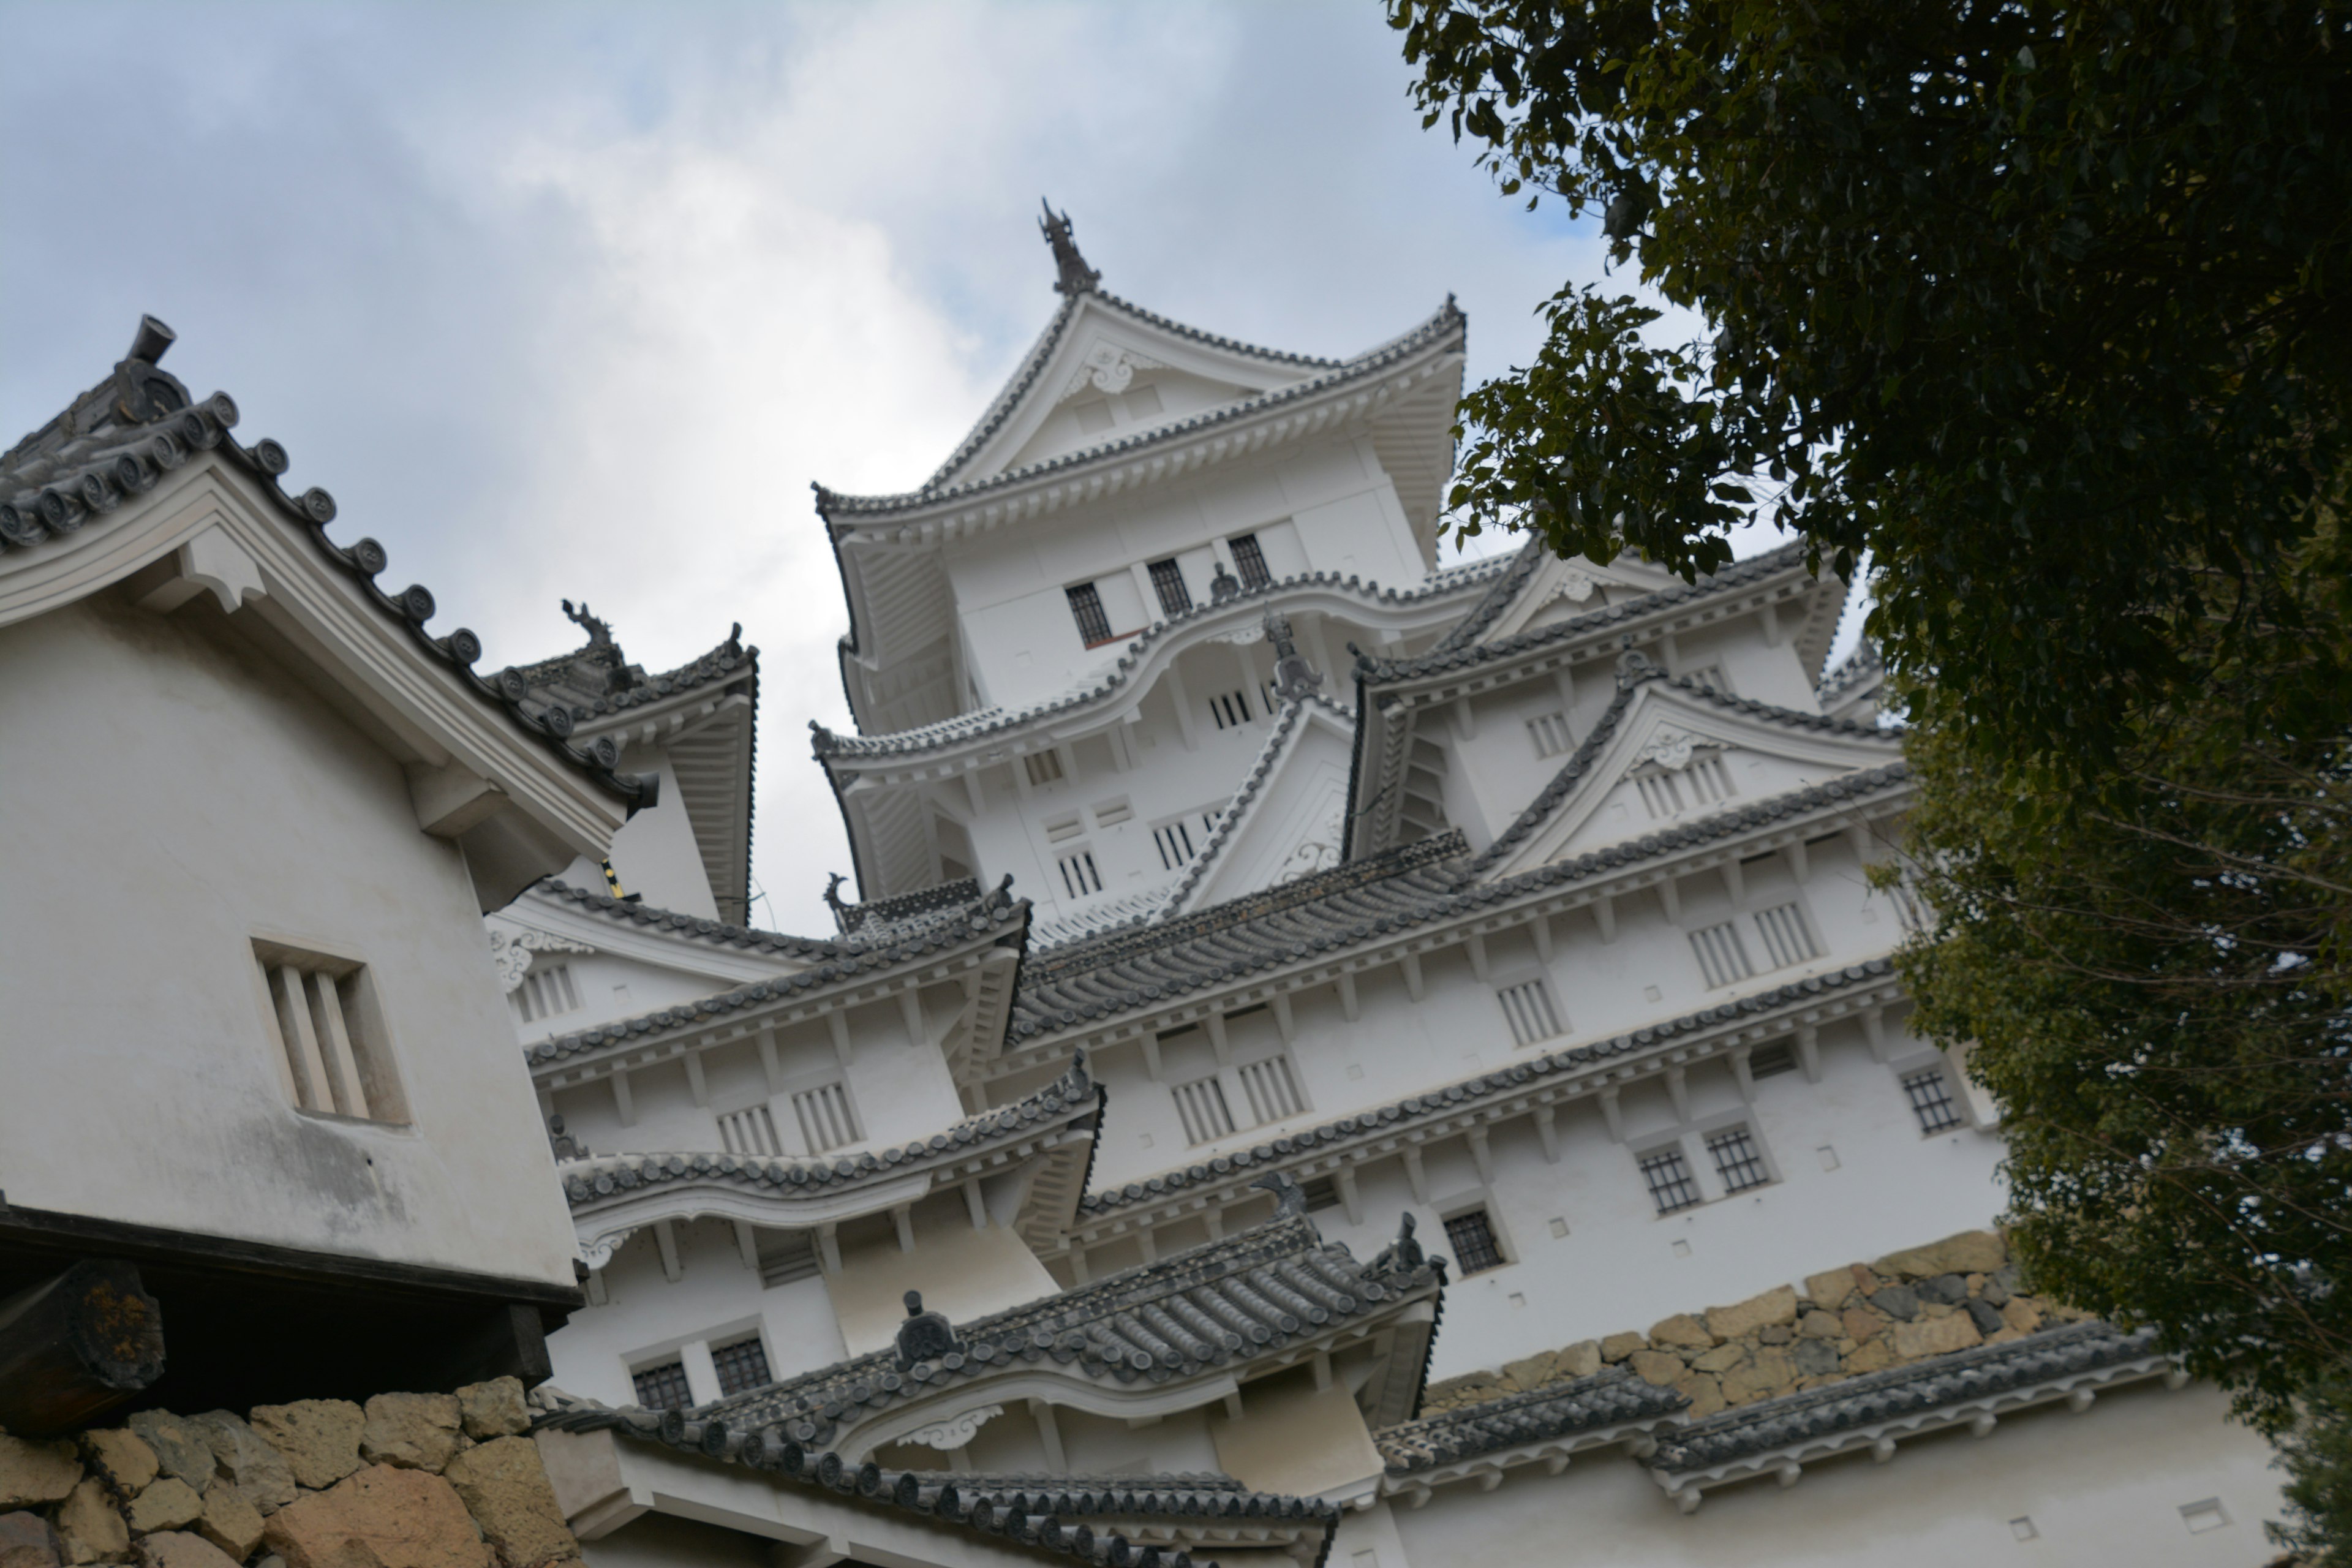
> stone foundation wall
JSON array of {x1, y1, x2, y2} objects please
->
[
  {"x1": 0, "y1": 1381, "x2": 581, "y2": 1568},
  {"x1": 1419, "y1": 1229, "x2": 2093, "y2": 1421}
]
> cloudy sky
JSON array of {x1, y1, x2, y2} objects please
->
[{"x1": 2, "y1": 2, "x2": 1828, "y2": 932}]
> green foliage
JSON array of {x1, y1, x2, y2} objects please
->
[
  {"x1": 2273, "y1": 1374, "x2": 2352, "y2": 1563},
  {"x1": 1392, "y1": 0, "x2": 2352, "y2": 766}
]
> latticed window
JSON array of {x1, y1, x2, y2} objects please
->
[
  {"x1": 255, "y1": 942, "x2": 404, "y2": 1123},
  {"x1": 1707, "y1": 1127, "x2": 1771, "y2": 1193},
  {"x1": 1024, "y1": 749, "x2": 1065, "y2": 787},
  {"x1": 791, "y1": 1081, "x2": 859, "y2": 1153},
  {"x1": 1689, "y1": 921, "x2": 1754, "y2": 988},
  {"x1": 1754, "y1": 902, "x2": 1818, "y2": 968},
  {"x1": 717, "y1": 1103, "x2": 782, "y2": 1156},
  {"x1": 1235, "y1": 1055, "x2": 1306, "y2": 1125},
  {"x1": 1147, "y1": 557, "x2": 1192, "y2": 617},
  {"x1": 1527, "y1": 711, "x2": 1575, "y2": 759},
  {"x1": 1749, "y1": 1041, "x2": 1799, "y2": 1079},
  {"x1": 510, "y1": 963, "x2": 581, "y2": 1025},
  {"x1": 1229, "y1": 533, "x2": 1271, "y2": 589},
  {"x1": 1057, "y1": 849, "x2": 1103, "y2": 899},
  {"x1": 1640, "y1": 1147, "x2": 1702, "y2": 1214},
  {"x1": 1496, "y1": 978, "x2": 1563, "y2": 1046},
  {"x1": 631, "y1": 1359, "x2": 692, "y2": 1411},
  {"x1": 1208, "y1": 690, "x2": 1253, "y2": 729},
  {"x1": 710, "y1": 1335, "x2": 771, "y2": 1396},
  {"x1": 1153, "y1": 819, "x2": 1197, "y2": 870},
  {"x1": 1066, "y1": 582, "x2": 1114, "y2": 646},
  {"x1": 1444, "y1": 1209, "x2": 1507, "y2": 1275},
  {"x1": 1904, "y1": 1068, "x2": 1966, "y2": 1133},
  {"x1": 1172, "y1": 1076, "x2": 1237, "y2": 1145},
  {"x1": 1635, "y1": 755, "x2": 1738, "y2": 818}
]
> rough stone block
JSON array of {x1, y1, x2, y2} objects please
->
[
  {"x1": 1891, "y1": 1311, "x2": 1985, "y2": 1360},
  {"x1": 121, "y1": 1422, "x2": 206, "y2": 1499},
  {"x1": 440, "y1": 1441, "x2": 578, "y2": 1568},
  {"x1": 0, "y1": 1440, "x2": 84, "y2": 1510},
  {"x1": 1420, "y1": 1371, "x2": 1501, "y2": 1409},
  {"x1": 1868, "y1": 1285, "x2": 1920, "y2": 1322},
  {"x1": 1792, "y1": 1338, "x2": 1842, "y2": 1377},
  {"x1": 1980, "y1": 1276, "x2": 2012, "y2": 1308},
  {"x1": 263, "y1": 1466, "x2": 489, "y2": 1568},
  {"x1": 1917, "y1": 1273, "x2": 1969, "y2": 1306},
  {"x1": 1874, "y1": 1230, "x2": 2007, "y2": 1280},
  {"x1": 1599, "y1": 1332, "x2": 1647, "y2": 1363},
  {"x1": 1648, "y1": 1314, "x2": 1714, "y2": 1350},
  {"x1": 1803, "y1": 1268, "x2": 1858, "y2": 1311},
  {"x1": 1726, "y1": 1348, "x2": 1798, "y2": 1403},
  {"x1": 195, "y1": 1487, "x2": 263, "y2": 1562},
  {"x1": 250, "y1": 1404, "x2": 363, "y2": 1493},
  {"x1": 1556, "y1": 1341, "x2": 1602, "y2": 1379},
  {"x1": 1674, "y1": 1373, "x2": 1725, "y2": 1420},
  {"x1": 57, "y1": 1480, "x2": 129, "y2": 1566},
  {"x1": 1499, "y1": 1351, "x2": 1558, "y2": 1393},
  {"x1": 0, "y1": 1512, "x2": 65, "y2": 1568},
  {"x1": 1840, "y1": 1307, "x2": 1885, "y2": 1343},
  {"x1": 451, "y1": 1384, "x2": 529, "y2": 1444},
  {"x1": 78, "y1": 1436, "x2": 156, "y2": 1501},
  {"x1": 1798, "y1": 1310, "x2": 1842, "y2": 1340},
  {"x1": 133, "y1": 1535, "x2": 239, "y2": 1568},
  {"x1": 123, "y1": 1482, "x2": 202, "y2": 1538},
  {"x1": 1846, "y1": 1339, "x2": 1896, "y2": 1374},
  {"x1": 1692, "y1": 1341, "x2": 1747, "y2": 1374},
  {"x1": 1627, "y1": 1350, "x2": 1685, "y2": 1387},
  {"x1": 187, "y1": 1414, "x2": 296, "y2": 1518},
  {"x1": 1964, "y1": 1299, "x2": 2006, "y2": 1336},
  {"x1": 2000, "y1": 1297, "x2": 2045, "y2": 1335},
  {"x1": 360, "y1": 1396, "x2": 464, "y2": 1475},
  {"x1": 1705, "y1": 1285, "x2": 1797, "y2": 1341}
]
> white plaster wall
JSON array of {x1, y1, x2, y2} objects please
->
[
  {"x1": 561, "y1": 752, "x2": 718, "y2": 921},
  {"x1": 1386, "y1": 1380, "x2": 2285, "y2": 1568},
  {"x1": 0, "y1": 595, "x2": 576, "y2": 1287}
]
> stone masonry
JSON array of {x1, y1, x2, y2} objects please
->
[
  {"x1": 0, "y1": 1379, "x2": 569, "y2": 1568},
  {"x1": 1416, "y1": 1230, "x2": 2088, "y2": 1422}
]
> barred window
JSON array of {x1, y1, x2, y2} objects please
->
[
  {"x1": 717, "y1": 1103, "x2": 782, "y2": 1156},
  {"x1": 1172, "y1": 1076, "x2": 1237, "y2": 1145},
  {"x1": 1229, "y1": 533, "x2": 1271, "y2": 589},
  {"x1": 511, "y1": 962, "x2": 581, "y2": 1025},
  {"x1": 710, "y1": 1335, "x2": 771, "y2": 1397},
  {"x1": 1707, "y1": 1127, "x2": 1771, "y2": 1193},
  {"x1": 1527, "y1": 711, "x2": 1575, "y2": 759},
  {"x1": 1057, "y1": 849, "x2": 1103, "y2": 899},
  {"x1": 1209, "y1": 690, "x2": 1253, "y2": 730},
  {"x1": 1444, "y1": 1209, "x2": 1507, "y2": 1275},
  {"x1": 1904, "y1": 1068, "x2": 1966, "y2": 1133},
  {"x1": 255, "y1": 942, "x2": 405, "y2": 1123},
  {"x1": 1300, "y1": 1175, "x2": 1343, "y2": 1213},
  {"x1": 630, "y1": 1359, "x2": 692, "y2": 1411},
  {"x1": 1066, "y1": 582, "x2": 1115, "y2": 646},
  {"x1": 1754, "y1": 902, "x2": 1819, "y2": 969},
  {"x1": 1640, "y1": 1147, "x2": 1702, "y2": 1214},
  {"x1": 1024, "y1": 749, "x2": 1065, "y2": 786},
  {"x1": 1496, "y1": 978, "x2": 1563, "y2": 1046},
  {"x1": 1153, "y1": 818, "x2": 1197, "y2": 870},
  {"x1": 1147, "y1": 558, "x2": 1192, "y2": 617},
  {"x1": 1635, "y1": 755, "x2": 1738, "y2": 818},
  {"x1": 791, "y1": 1081, "x2": 860, "y2": 1154},
  {"x1": 1235, "y1": 1055, "x2": 1306, "y2": 1125},
  {"x1": 1689, "y1": 920, "x2": 1754, "y2": 988},
  {"x1": 1749, "y1": 1041, "x2": 1800, "y2": 1079}
]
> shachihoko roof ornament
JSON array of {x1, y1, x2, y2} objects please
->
[{"x1": 1039, "y1": 200, "x2": 1101, "y2": 297}]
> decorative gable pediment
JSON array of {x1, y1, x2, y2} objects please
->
[{"x1": 1169, "y1": 699, "x2": 1360, "y2": 915}]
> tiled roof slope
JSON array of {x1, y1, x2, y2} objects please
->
[
  {"x1": 1011, "y1": 763, "x2": 1912, "y2": 1046},
  {"x1": 1646, "y1": 1321, "x2": 2162, "y2": 1473},
  {"x1": 1421, "y1": 537, "x2": 1549, "y2": 655},
  {"x1": 0, "y1": 317, "x2": 650, "y2": 807},
  {"x1": 696, "y1": 1213, "x2": 1444, "y2": 1450},
  {"x1": 1816, "y1": 639, "x2": 1885, "y2": 705},
  {"x1": 533, "y1": 1398, "x2": 1239, "y2": 1568},
  {"x1": 812, "y1": 559, "x2": 1509, "y2": 761},
  {"x1": 559, "y1": 1054, "x2": 1098, "y2": 1208},
  {"x1": 818, "y1": 298, "x2": 1458, "y2": 519},
  {"x1": 1376, "y1": 1366, "x2": 1686, "y2": 1473},
  {"x1": 1077, "y1": 958, "x2": 1898, "y2": 1216}
]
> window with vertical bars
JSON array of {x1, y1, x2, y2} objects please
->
[
  {"x1": 630, "y1": 1359, "x2": 692, "y2": 1411},
  {"x1": 1689, "y1": 921, "x2": 1754, "y2": 987},
  {"x1": 1706, "y1": 1127, "x2": 1771, "y2": 1192},
  {"x1": 1057, "y1": 849, "x2": 1103, "y2": 899},
  {"x1": 717, "y1": 1104, "x2": 783, "y2": 1156},
  {"x1": 1024, "y1": 750, "x2": 1065, "y2": 787},
  {"x1": 710, "y1": 1335, "x2": 772, "y2": 1396},
  {"x1": 1153, "y1": 819, "x2": 1197, "y2": 870},
  {"x1": 1300, "y1": 1175, "x2": 1342, "y2": 1213},
  {"x1": 255, "y1": 943, "x2": 404, "y2": 1123},
  {"x1": 1904, "y1": 1068, "x2": 1966, "y2": 1133},
  {"x1": 1527, "y1": 712, "x2": 1575, "y2": 759},
  {"x1": 1639, "y1": 1147, "x2": 1702, "y2": 1213},
  {"x1": 1754, "y1": 902, "x2": 1818, "y2": 969},
  {"x1": 1749, "y1": 1041, "x2": 1800, "y2": 1079},
  {"x1": 1635, "y1": 755, "x2": 1738, "y2": 819},
  {"x1": 1496, "y1": 979, "x2": 1564, "y2": 1046},
  {"x1": 791, "y1": 1081, "x2": 859, "y2": 1153},
  {"x1": 1066, "y1": 582, "x2": 1114, "y2": 646},
  {"x1": 1209, "y1": 690, "x2": 1253, "y2": 729},
  {"x1": 1683, "y1": 663, "x2": 1732, "y2": 695},
  {"x1": 1443, "y1": 1209, "x2": 1507, "y2": 1275},
  {"x1": 511, "y1": 962, "x2": 581, "y2": 1025},
  {"x1": 1229, "y1": 533, "x2": 1271, "y2": 589},
  {"x1": 1171, "y1": 1077, "x2": 1237, "y2": 1145},
  {"x1": 1235, "y1": 1055, "x2": 1306, "y2": 1125},
  {"x1": 1147, "y1": 558, "x2": 1193, "y2": 617}
]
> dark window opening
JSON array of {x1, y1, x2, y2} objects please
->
[
  {"x1": 1749, "y1": 1041, "x2": 1800, "y2": 1079},
  {"x1": 631, "y1": 1359, "x2": 693, "y2": 1411},
  {"x1": 1066, "y1": 582, "x2": 1114, "y2": 646},
  {"x1": 1904, "y1": 1069, "x2": 1965, "y2": 1133},
  {"x1": 1444, "y1": 1208, "x2": 1507, "y2": 1275},
  {"x1": 710, "y1": 1336, "x2": 772, "y2": 1396},
  {"x1": 1230, "y1": 534, "x2": 1271, "y2": 589},
  {"x1": 1640, "y1": 1148, "x2": 1701, "y2": 1214},
  {"x1": 1707, "y1": 1127, "x2": 1771, "y2": 1193},
  {"x1": 1147, "y1": 558, "x2": 1193, "y2": 617}
]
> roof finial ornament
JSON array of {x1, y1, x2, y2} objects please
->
[
  {"x1": 1615, "y1": 631, "x2": 1660, "y2": 689},
  {"x1": 1367, "y1": 1211, "x2": 1426, "y2": 1277},
  {"x1": 1038, "y1": 199, "x2": 1101, "y2": 296},
  {"x1": 894, "y1": 1290, "x2": 964, "y2": 1371},
  {"x1": 1265, "y1": 610, "x2": 1324, "y2": 702},
  {"x1": 1250, "y1": 1170, "x2": 1308, "y2": 1221},
  {"x1": 823, "y1": 872, "x2": 851, "y2": 922},
  {"x1": 563, "y1": 598, "x2": 616, "y2": 648}
]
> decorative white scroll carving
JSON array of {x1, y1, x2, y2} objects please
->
[
  {"x1": 1208, "y1": 627, "x2": 1265, "y2": 646},
  {"x1": 1628, "y1": 728, "x2": 1709, "y2": 774},
  {"x1": 579, "y1": 1229, "x2": 630, "y2": 1271},
  {"x1": 489, "y1": 926, "x2": 597, "y2": 993},
  {"x1": 902, "y1": 1404, "x2": 1003, "y2": 1450},
  {"x1": 1554, "y1": 568, "x2": 1599, "y2": 605},
  {"x1": 1276, "y1": 817, "x2": 1345, "y2": 882},
  {"x1": 1060, "y1": 344, "x2": 1166, "y2": 402}
]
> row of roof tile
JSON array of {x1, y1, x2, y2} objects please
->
[{"x1": 1374, "y1": 1365, "x2": 1684, "y2": 1472}]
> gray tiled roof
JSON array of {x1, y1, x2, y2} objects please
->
[
  {"x1": 1420, "y1": 537, "x2": 1549, "y2": 655},
  {"x1": 818, "y1": 298, "x2": 1458, "y2": 521},
  {"x1": 812, "y1": 559, "x2": 1507, "y2": 761},
  {"x1": 1010, "y1": 763, "x2": 1912, "y2": 1047},
  {"x1": 694, "y1": 1213, "x2": 1443, "y2": 1450},
  {"x1": 559, "y1": 1054, "x2": 1099, "y2": 1210},
  {"x1": 1376, "y1": 1366, "x2": 1686, "y2": 1473},
  {"x1": 0, "y1": 318, "x2": 650, "y2": 807},
  {"x1": 532, "y1": 1398, "x2": 1242, "y2": 1568},
  {"x1": 1816, "y1": 639, "x2": 1885, "y2": 704},
  {"x1": 1075, "y1": 956, "x2": 1898, "y2": 1217},
  {"x1": 1646, "y1": 1321, "x2": 2163, "y2": 1474}
]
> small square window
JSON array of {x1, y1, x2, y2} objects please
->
[
  {"x1": 254, "y1": 941, "x2": 405, "y2": 1123},
  {"x1": 1753, "y1": 901, "x2": 1819, "y2": 968},
  {"x1": 1749, "y1": 1041, "x2": 1800, "y2": 1079},
  {"x1": 2179, "y1": 1498, "x2": 2229, "y2": 1534},
  {"x1": 1024, "y1": 749, "x2": 1065, "y2": 787},
  {"x1": 1495, "y1": 978, "x2": 1564, "y2": 1046},
  {"x1": 1689, "y1": 920, "x2": 1754, "y2": 988},
  {"x1": 1057, "y1": 849, "x2": 1104, "y2": 899},
  {"x1": 1904, "y1": 1068, "x2": 1966, "y2": 1133},
  {"x1": 1706, "y1": 1126, "x2": 1771, "y2": 1193},
  {"x1": 631, "y1": 1359, "x2": 692, "y2": 1411},
  {"x1": 791, "y1": 1080, "x2": 861, "y2": 1154},
  {"x1": 1300, "y1": 1175, "x2": 1343, "y2": 1213},
  {"x1": 1172, "y1": 1076, "x2": 1237, "y2": 1145},
  {"x1": 1639, "y1": 1147, "x2": 1702, "y2": 1214},
  {"x1": 1443, "y1": 1209, "x2": 1507, "y2": 1275},
  {"x1": 1527, "y1": 711, "x2": 1575, "y2": 759},
  {"x1": 710, "y1": 1335, "x2": 772, "y2": 1397}
]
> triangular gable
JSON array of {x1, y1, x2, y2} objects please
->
[
  {"x1": 1475, "y1": 673, "x2": 1904, "y2": 882},
  {"x1": 1476, "y1": 552, "x2": 1676, "y2": 646},
  {"x1": 948, "y1": 293, "x2": 1338, "y2": 488},
  {"x1": 1166, "y1": 697, "x2": 1359, "y2": 915}
]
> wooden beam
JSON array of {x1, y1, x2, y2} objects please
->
[{"x1": 0, "y1": 1261, "x2": 164, "y2": 1436}]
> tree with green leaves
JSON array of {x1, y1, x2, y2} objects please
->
[{"x1": 1388, "y1": 0, "x2": 2352, "y2": 1464}]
